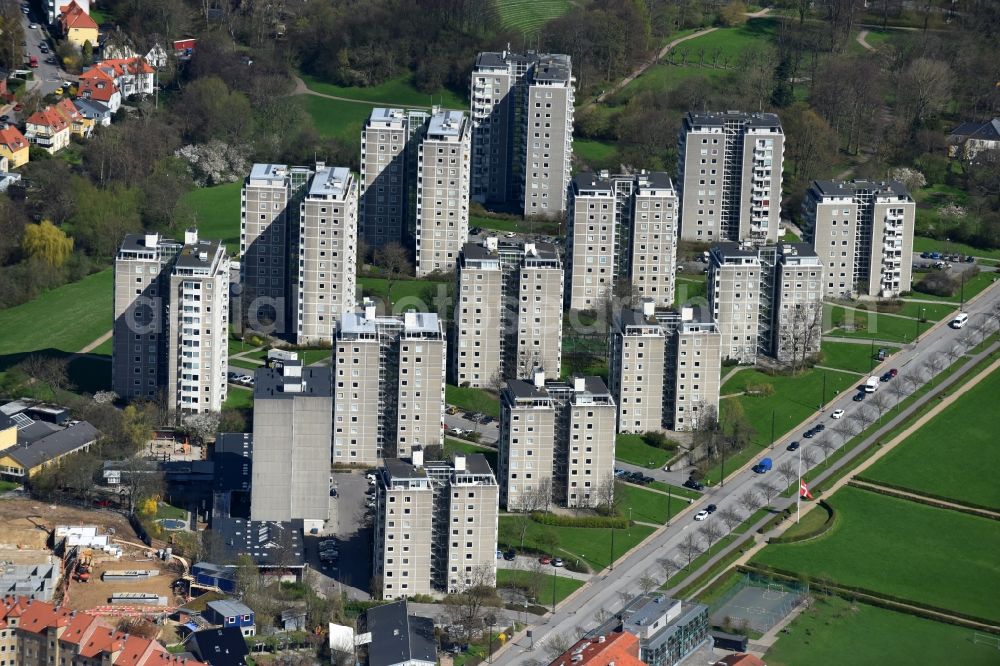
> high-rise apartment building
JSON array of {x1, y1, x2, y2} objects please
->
[
  {"x1": 113, "y1": 232, "x2": 181, "y2": 402},
  {"x1": 240, "y1": 163, "x2": 312, "y2": 333},
  {"x1": 498, "y1": 372, "x2": 616, "y2": 510},
  {"x1": 610, "y1": 303, "x2": 722, "y2": 432},
  {"x1": 415, "y1": 109, "x2": 471, "y2": 277},
  {"x1": 470, "y1": 50, "x2": 574, "y2": 217},
  {"x1": 294, "y1": 165, "x2": 358, "y2": 344},
  {"x1": 627, "y1": 172, "x2": 679, "y2": 308},
  {"x1": 565, "y1": 173, "x2": 616, "y2": 310},
  {"x1": 452, "y1": 239, "x2": 564, "y2": 387},
  {"x1": 166, "y1": 229, "x2": 231, "y2": 415},
  {"x1": 677, "y1": 111, "x2": 784, "y2": 244},
  {"x1": 359, "y1": 108, "x2": 428, "y2": 248},
  {"x1": 708, "y1": 242, "x2": 825, "y2": 365},
  {"x1": 333, "y1": 307, "x2": 446, "y2": 465},
  {"x1": 803, "y1": 179, "x2": 915, "y2": 298},
  {"x1": 374, "y1": 450, "x2": 498, "y2": 599},
  {"x1": 250, "y1": 359, "x2": 332, "y2": 532}
]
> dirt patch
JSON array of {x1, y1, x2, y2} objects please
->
[
  {"x1": 0, "y1": 499, "x2": 134, "y2": 546},
  {"x1": 64, "y1": 550, "x2": 185, "y2": 611}
]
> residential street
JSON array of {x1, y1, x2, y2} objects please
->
[{"x1": 493, "y1": 280, "x2": 1000, "y2": 666}]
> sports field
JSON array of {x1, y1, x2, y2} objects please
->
[
  {"x1": 752, "y1": 486, "x2": 1000, "y2": 622},
  {"x1": 766, "y1": 596, "x2": 1000, "y2": 666},
  {"x1": 861, "y1": 366, "x2": 1000, "y2": 509}
]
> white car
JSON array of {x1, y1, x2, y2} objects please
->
[
  {"x1": 693, "y1": 510, "x2": 710, "y2": 521},
  {"x1": 831, "y1": 409, "x2": 845, "y2": 419},
  {"x1": 29, "y1": 23, "x2": 38, "y2": 29}
]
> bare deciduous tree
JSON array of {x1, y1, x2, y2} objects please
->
[
  {"x1": 815, "y1": 436, "x2": 837, "y2": 465},
  {"x1": 850, "y1": 404, "x2": 876, "y2": 433},
  {"x1": 801, "y1": 447, "x2": 818, "y2": 470},
  {"x1": 698, "y1": 522, "x2": 725, "y2": 556},
  {"x1": 678, "y1": 533, "x2": 703, "y2": 570},
  {"x1": 776, "y1": 460, "x2": 799, "y2": 488},
  {"x1": 717, "y1": 507, "x2": 743, "y2": 533},
  {"x1": 543, "y1": 634, "x2": 574, "y2": 661},
  {"x1": 870, "y1": 391, "x2": 891, "y2": 421},
  {"x1": 888, "y1": 378, "x2": 909, "y2": 408},
  {"x1": 759, "y1": 482, "x2": 780, "y2": 508},
  {"x1": 658, "y1": 556, "x2": 682, "y2": 581},
  {"x1": 638, "y1": 572, "x2": 659, "y2": 595},
  {"x1": 737, "y1": 488, "x2": 762, "y2": 514}
]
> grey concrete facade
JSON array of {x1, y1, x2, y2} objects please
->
[
  {"x1": 415, "y1": 110, "x2": 471, "y2": 277},
  {"x1": 360, "y1": 108, "x2": 412, "y2": 248},
  {"x1": 250, "y1": 362, "x2": 333, "y2": 532},
  {"x1": 773, "y1": 244, "x2": 825, "y2": 364},
  {"x1": 803, "y1": 179, "x2": 915, "y2": 298},
  {"x1": 565, "y1": 173, "x2": 616, "y2": 311},
  {"x1": 452, "y1": 243, "x2": 504, "y2": 388},
  {"x1": 295, "y1": 165, "x2": 358, "y2": 344},
  {"x1": 498, "y1": 376, "x2": 556, "y2": 511},
  {"x1": 563, "y1": 378, "x2": 617, "y2": 508},
  {"x1": 708, "y1": 243, "x2": 764, "y2": 364},
  {"x1": 677, "y1": 112, "x2": 783, "y2": 244},
  {"x1": 628, "y1": 172, "x2": 679, "y2": 308}
]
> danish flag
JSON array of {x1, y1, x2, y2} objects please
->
[{"x1": 800, "y1": 480, "x2": 813, "y2": 500}]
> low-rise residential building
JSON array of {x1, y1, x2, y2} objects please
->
[
  {"x1": 590, "y1": 593, "x2": 710, "y2": 666},
  {"x1": 186, "y1": 627, "x2": 249, "y2": 666},
  {"x1": 374, "y1": 452, "x2": 498, "y2": 599},
  {"x1": 0, "y1": 402, "x2": 99, "y2": 481},
  {"x1": 54, "y1": 97, "x2": 92, "y2": 137},
  {"x1": 46, "y1": 0, "x2": 89, "y2": 24},
  {"x1": 74, "y1": 97, "x2": 113, "y2": 126},
  {"x1": 948, "y1": 118, "x2": 1000, "y2": 160},
  {"x1": 803, "y1": 179, "x2": 914, "y2": 299},
  {"x1": 24, "y1": 106, "x2": 70, "y2": 154},
  {"x1": 0, "y1": 124, "x2": 29, "y2": 168},
  {"x1": 97, "y1": 57, "x2": 156, "y2": 97},
  {"x1": 548, "y1": 629, "x2": 645, "y2": 666},
  {"x1": 359, "y1": 600, "x2": 437, "y2": 666},
  {"x1": 203, "y1": 599, "x2": 255, "y2": 637},
  {"x1": 610, "y1": 303, "x2": 722, "y2": 433},
  {"x1": 333, "y1": 307, "x2": 446, "y2": 465},
  {"x1": 77, "y1": 65, "x2": 123, "y2": 113},
  {"x1": 59, "y1": 0, "x2": 98, "y2": 49},
  {"x1": 498, "y1": 372, "x2": 617, "y2": 510}
]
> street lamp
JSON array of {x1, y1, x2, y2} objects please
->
[{"x1": 485, "y1": 614, "x2": 497, "y2": 663}]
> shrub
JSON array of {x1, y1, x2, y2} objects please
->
[
  {"x1": 641, "y1": 431, "x2": 678, "y2": 451},
  {"x1": 530, "y1": 512, "x2": 630, "y2": 529},
  {"x1": 744, "y1": 382, "x2": 775, "y2": 397},
  {"x1": 915, "y1": 271, "x2": 957, "y2": 297}
]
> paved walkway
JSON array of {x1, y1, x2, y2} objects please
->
[
  {"x1": 856, "y1": 29, "x2": 877, "y2": 52},
  {"x1": 79, "y1": 329, "x2": 112, "y2": 354},
  {"x1": 291, "y1": 75, "x2": 437, "y2": 109}
]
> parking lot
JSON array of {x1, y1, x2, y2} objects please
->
[{"x1": 305, "y1": 471, "x2": 373, "y2": 600}]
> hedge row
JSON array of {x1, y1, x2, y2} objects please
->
[
  {"x1": 756, "y1": 508, "x2": 792, "y2": 534},
  {"x1": 530, "y1": 512, "x2": 630, "y2": 529},
  {"x1": 768, "y1": 500, "x2": 837, "y2": 544},
  {"x1": 741, "y1": 564, "x2": 1000, "y2": 630},
  {"x1": 853, "y1": 478, "x2": 1000, "y2": 517}
]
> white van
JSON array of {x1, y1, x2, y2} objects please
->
[
  {"x1": 950, "y1": 313, "x2": 969, "y2": 329},
  {"x1": 864, "y1": 376, "x2": 879, "y2": 393}
]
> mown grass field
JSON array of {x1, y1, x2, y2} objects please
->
[
  {"x1": 356, "y1": 277, "x2": 448, "y2": 310},
  {"x1": 0, "y1": 270, "x2": 113, "y2": 355},
  {"x1": 752, "y1": 486, "x2": 1000, "y2": 622},
  {"x1": 819, "y1": 341, "x2": 897, "y2": 374},
  {"x1": 861, "y1": 366, "x2": 1000, "y2": 509},
  {"x1": 616, "y1": 483, "x2": 689, "y2": 524},
  {"x1": 615, "y1": 434, "x2": 672, "y2": 469},
  {"x1": 494, "y1": 0, "x2": 573, "y2": 35},
  {"x1": 445, "y1": 384, "x2": 500, "y2": 418},
  {"x1": 498, "y1": 516, "x2": 655, "y2": 572},
  {"x1": 573, "y1": 139, "x2": 619, "y2": 169},
  {"x1": 825, "y1": 304, "x2": 921, "y2": 343},
  {"x1": 766, "y1": 596, "x2": 1000, "y2": 666},
  {"x1": 912, "y1": 234, "x2": 1000, "y2": 261},
  {"x1": 303, "y1": 95, "x2": 376, "y2": 141},
  {"x1": 223, "y1": 387, "x2": 254, "y2": 410},
  {"x1": 495, "y1": 568, "x2": 583, "y2": 605},
  {"x1": 674, "y1": 274, "x2": 708, "y2": 307},
  {"x1": 179, "y1": 182, "x2": 242, "y2": 253},
  {"x1": 301, "y1": 73, "x2": 465, "y2": 109}
]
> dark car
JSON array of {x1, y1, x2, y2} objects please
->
[
  {"x1": 881, "y1": 372, "x2": 893, "y2": 382},
  {"x1": 920, "y1": 251, "x2": 930, "y2": 258},
  {"x1": 965, "y1": 255, "x2": 975, "y2": 263},
  {"x1": 814, "y1": 424, "x2": 825, "y2": 432},
  {"x1": 853, "y1": 392, "x2": 866, "y2": 402},
  {"x1": 683, "y1": 478, "x2": 705, "y2": 491},
  {"x1": 503, "y1": 549, "x2": 516, "y2": 561},
  {"x1": 786, "y1": 441, "x2": 800, "y2": 451},
  {"x1": 705, "y1": 504, "x2": 717, "y2": 514},
  {"x1": 803, "y1": 429, "x2": 815, "y2": 439}
]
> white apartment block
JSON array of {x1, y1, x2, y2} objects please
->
[
  {"x1": 499, "y1": 372, "x2": 616, "y2": 509},
  {"x1": 360, "y1": 108, "x2": 427, "y2": 248},
  {"x1": 295, "y1": 165, "x2": 358, "y2": 344},
  {"x1": 166, "y1": 229, "x2": 230, "y2": 415},
  {"x1": 112, "y1": 232, "x2": 181, "y2": 402},
  {"x1": 774, "y1": 244, "x2": 825, "y2": 364},
  {"x1": 803, "y1": 180, "x2": 915, "y2": 298},
  {"x1": 470, "y1": 51, "x2": 574, "y2": 217},
  {"x1": 250, "y1": 362, "x2": 333, "y2": 533},
  {"x1": 452, "y1": 239, "x2": 564, "y2": 387},
  {"x1": 610, "y1": 303, "x2": 722, "y2": 432},
  {"x1": 333, "y1": 307, "x2": 446, "y2": 465},
  {"x1": 708, "y1": 243, "x2": 764, "y2": 364},
  {"x1": 565, "y1": 173, "x2": 616, "y2": 311},
  {"x1": 374, "y1": 451, "x2": 498, "y2": 599},
  {"x1": 241, "y1": 163, "x2": 312, "y2": 334},
  {"x1": 628, "y1": 172, "x2": 679, "y2": 308},
  {"x1": 415, "y1": 110, "x2": 471, "y2": 277},
  {"x1": 677, "y1": 111, "x2": 784, "y2": 244}
]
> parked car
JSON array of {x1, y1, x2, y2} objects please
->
[
  {"x1": 965, "y1": 255, "x2": 975, "y2": 263},
  {"x1": 888, "y1": 368, "x2": 898, "y2": 378},
  {"x1": 786, "y1": 441, "x2": 800, "y2": 451},
  {"x1": 614, "y1": 468, "x2": 626, "y2": 478},
  {"x1": 683, "y1": 478, "x2": 705, "y2": 491},
  {"x1": 752, "y1": 458, "x2": 773, "y2": 474},
  {"x1": 552, "y1": 558, "x2": 564, "y2": 567},
  {"x1": 814, "y1": 424, "x2": 826, "y2": 432},
  {"x1": 538, "y1": 556, "x2": 552, "y2": 565},
  {"x1": 920, "y1": 251, "x2": 930, "y2": 259},
  {"x1": 831, "y1": 409, "x2": 845, "y2": 419},
  {"x1": 853, "y1": 392, "x2": 866, "y2": 402},
  {"x1": 705, "y1": 504, "x2": 717, "y2": 514},
  {"x1": 694, "y1": 510, "x2": 710, "y2": 521},
  {"x1": 503, "y1": 549, "x2": 516, "y2": 561},
  {"x1": 803, "y1": 429, "x2": 815, "y2": 439},
  {"x1": 496, "y1": 549, "x2": 503, "y2": 559},
  {"x1": 950, "y1": 313, "x2": 969, "y2": 329}
]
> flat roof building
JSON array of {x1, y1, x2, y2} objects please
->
[{"x1": 590, "y1": 593, "x2": 710, "y2": 666}]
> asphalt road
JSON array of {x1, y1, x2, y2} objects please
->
[
  {"x1": 494, "y1": 279, "x2": 1000, "y2": 665},
  {"x1": 304, "y1": 471, "x2": 374, "y2": 600},
  {"x1": 20, "y1": 6, "x2": 67, "y2": 99}
]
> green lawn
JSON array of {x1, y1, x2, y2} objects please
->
[
  {"x1": 300, "y1": 73, "x2": 465, "y2": 109},
  {"x1": 444, "y1": 438, "x2": 494, "y2": 456},
  {"x1": 155, "y1": 502, "x2": 187, "y2": 521},
  {"x1": 469, "y1": 214, "x2": 561, "y2": 236},
  {"x1": 494, "y1": 0, "x2": 573, "y2": 35},
  {"x1": 357, "y1": 277, "x2": 448, "y2": 310},
  {"x1": 445, "y1": 384, "x2": 500, "y2": 418},
  {"x1": 498, "y1": 516, "x2": 655, "y2": 572},
  {"x1": 752, "y1": 486, "x2": 1000, "y2": 622},
  {"x1": 894, "y1": 300, "x2": 957, "y2": 321},
  {"x1": 616, "y1": 483, "x2": 677, "y2": 524},
  {"x1": 615, "y1": 434, "x2": 672, "y2": 469},
  {"x1": 0, "y1": 480, "x2": 20, "y2": 492},
  {"x1": 861, "y1": 366, "x2": 1000, "y2": 509},
  {"x1": 766, "y1": 596, "x2": 1000, "y2": 666},
  {"x1": 647, "y1": 481, "x2": 702, "y2": 501},
  {"x1": 179, "y1": 182, "x2": 242, "y2": 253},
  {"x1": 674, "y1": 275, "x2": 708, "y2": 308},
  {"x1": 819, "y1": 341, "x2": 898, "y2": 374},
  {"x1": 0, "y1": 270, "x2": 112, "y2": 356},
  {"x1": 91, "y1": 337, "x2": 113, "y2": 356},
  {"x1": 909, "y1": 270, "x2": 998, "y2": 303},
  {"x1": 913, "y1": 234, "x2": 1000, "y2": 261},
  {"x1": 299, "y1": 349, "x2": 331, "y2": 365},
  {"x1": 303, "y1": 95, "x2": 376, "y2": 141},
  {"x1": 825, "y1": 304, "x2": 922, "y2": 343},
  {"x1": 574, "y1": 139, "x2": 619, "y2": 169},
  {"x1": 223, "y1": 386, "x2": 254, "y2": 409},
  {"x1": 228, "y1": 358, "x2": 262, "y2": 370},
  {"x1": 495, "y1": 568, "x2": 584, "y2": 605}
]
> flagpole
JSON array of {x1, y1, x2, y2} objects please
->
[{"x1": 796, "y1": 445, "x2": 801, "y2": 524}]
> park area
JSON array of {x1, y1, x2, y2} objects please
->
[
  {"x1": 615, "y1": 433, "x2": 673, "y2": 469},
  {"x1": 495, "y1": 568, "x2": 583, "y2": 606},
  {"x1": 498, "y1": 515, "x2": 654, "y2": 573},
  {"x1": 765, "y1": 596, "x2": 1000, "y2": 666},
  {"x1": 860, "y1": 366, "x2": 1000, "y2": 510},
  {"x1": 752, "y1": 486, "x2": 1000, "y2": 623}
]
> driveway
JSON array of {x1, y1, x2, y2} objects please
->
[
  {"x1": 445, "y1": 412, "x2": 499, "y2": 443},
  {"x1": 305, "y1": 471, "x2": 373, "y2": 600}
]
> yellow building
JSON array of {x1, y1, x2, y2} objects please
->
[
  {"x1": 0, "y1": 408, "x2": 98, "y2": 480},
  {"x1": 0, "y1": 125, "x2": 29, "y2": 168},
  {"x1": 60, "y1": 0, "x2": 98, "y2": 49}
]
